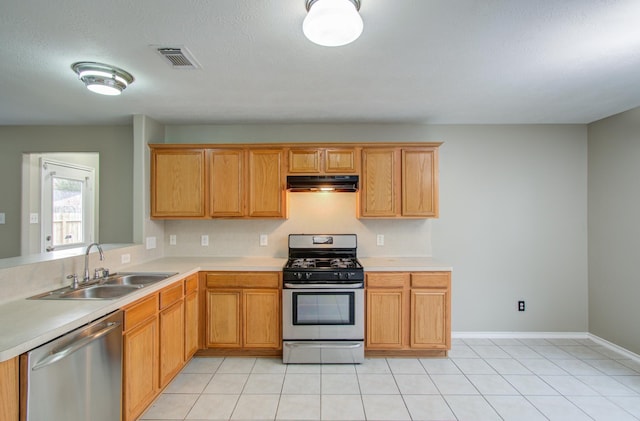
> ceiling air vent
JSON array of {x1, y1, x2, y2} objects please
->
[{"x1": 155, "y1": 47, "x2": 200, "y2": 69}]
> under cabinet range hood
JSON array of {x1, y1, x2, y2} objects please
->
[{"x1": 286, "y1": 175, "x2": 359, "y2": 192}]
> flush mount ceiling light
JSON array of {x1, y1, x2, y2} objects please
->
[
  {"x1": 303, "y1": 0, "x2": 363, "y2": 47},
  {"x1": 71, "y1": 62, "x2": 134, "y2": 96}
]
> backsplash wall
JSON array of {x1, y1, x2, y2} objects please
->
[{"x1": 163, "y1": 193, "x2": 432, "y2": 258}]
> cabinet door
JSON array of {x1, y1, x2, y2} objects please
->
[
  {"x1": 289, "y1": 149, "x2": 321, "y2": 173},
  {"x1": 360, "y1": 148, "x2": 398, "y2": 217},
  {"x1": 243, "y1": 289, "x2": 281, "y2": 349},
  {"x1": 151, "y1": 149, "x2": 206, "y2": 218},
  {"x1": 402, "y1": 148, "x2": 438, "y2": 217},
  {"x1": 325, "y1": 149, "x2": 357, "y2": 173},
  {"x1": 410, "y1": 289, "x2": 449, "y2": 349},
  {"x1": 123, "y1": 317, "x2": 158, "y2": 421},
  {"x1": 210, "y1": 149, "x2": 245, "y2": 216},
  {"x1": 248, "y1": 149, "x2": 285, "y2": 217},
  {"x1": 0, "y1": 357, "x2": 18, "y2": 421},
  {"x1": 184, "y1": 291, "x2": 199, "y2": 360},
  {"x1": 159, "y1": 300, "x2": 185, "y2": 387},
  {"x1": 206, "y1": 290, "x2": 242, "y2": 347},
  {"x1": 366, "y1": 289, "x2": 405, "y2": 348}
]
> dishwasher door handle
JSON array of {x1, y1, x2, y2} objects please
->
[{"x1": 32, "y1": 321, "x2": 121, "y2": 371}]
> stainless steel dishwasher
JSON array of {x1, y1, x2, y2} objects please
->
[{"x1": 23, "y1": 310, "x2": 123, "y2": 421}]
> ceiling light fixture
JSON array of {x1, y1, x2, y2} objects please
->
[
  {"x1": 71, "y1": 62, "x2": 134, "y2": 96},
  {"x1": 303, "y1": 0, "x2": 363, "y2": 47}
]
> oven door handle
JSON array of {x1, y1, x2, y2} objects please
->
[{"x1": 284, "y1": 282, "x2": 363, "y2": 289}]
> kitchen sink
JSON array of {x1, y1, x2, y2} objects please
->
[
  {"x1": 102, "y1": 273, "x2": 176, "y2": 286},
  {"x1": 59, "y1": 285, "x2": 142, "y2": 299},
  {"x1": 28, "y1": 272, "x2": 178, "y2": 300}
]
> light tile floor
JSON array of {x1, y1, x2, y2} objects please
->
[{"x1": 139, "y1": 337, "x2": 640, "y2": 420}]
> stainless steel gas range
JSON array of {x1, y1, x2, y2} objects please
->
[{"x1": 282, "y1": 234, "x2": 365, "y2": 364}]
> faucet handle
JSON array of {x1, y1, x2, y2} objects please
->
[
  {"x1": 67, "y1": 274, "x2": 79, "y2": 289},
  {"x1": 94, "y1": 267, "x2": 105, "y2": 279}
]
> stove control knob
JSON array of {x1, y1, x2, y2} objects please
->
[
  {"x1": 294, "y1": 272, "x2": 303, "y2": 280},
  {"x1": 305, "y1": 272, "x2": 312, "y2": 280}
]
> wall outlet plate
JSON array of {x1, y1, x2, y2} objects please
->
[
  {"x1": 376, "y1": 234, "x2": 384, "y2": 246},
  {"x1": 201, "y1": 235, "x2": 209, "y2": 246},
  {"x1": 146, "y1": 236, "x2": 156, "y2": 249},
  {"x1": 121, "y1": 253, "x2": 131, "y2": 264},
  {"x1": 259, "y1": 234, "x2": 268, "y2": 246},
  {"x1": 29, "y1": 213, "x2": 38, "y2": 224},
  {"x1": 169, "y1": 235, "x2": 177, "y2": 245},
  {"x1": 0, "y1": 212, "x2": 4, "y2": 224}
]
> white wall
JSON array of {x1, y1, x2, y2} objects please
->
[
  {"x1": 163, "y1": 123, "x2": 589, "y2": 333},
  {"x1": 588, "y1": 107, "x2": 640, "y2": 355}
]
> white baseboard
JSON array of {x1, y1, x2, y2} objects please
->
[
  {"x1": 452, "y1": 331, "x2": 588, "y2": 340},
  {"x1": 588, "y1": 333, "x2": 640, "y2": 363},
  {"x1": 452, "y1": 331, "x2": 640, "y2": 363}
]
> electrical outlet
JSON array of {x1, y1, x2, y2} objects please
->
[
  {"x1": 518, "y1": 300, "x2": 525, "y2": 311},
  {"x1": 29, "y1": 213, "x2": 38, "y2": 224},
  {"x1": 0, "y1": 212, "x2": 4, "y2": 224},
  {"x1": 376, "y1": 234, "x2": 384, "y2": 246},
  {"x1": 121, "y1": 253, "x2": 131, "y2": 264},
  {"x1": 201, "y1": 235, "x2": 209, "y2": 246},
  {"x1": 146, "y1": 236, "x2": 156, "y2": 249},
  {"x1": 259, "y1": 234, "x2": 268, "y2": 246},
  {"x1": 169, "y1": 235, "x2": 177, "y2": 245}
]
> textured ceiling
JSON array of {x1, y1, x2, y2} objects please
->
[{"x1": 1, "y1": 0, "x2": 640, "y2": 125}]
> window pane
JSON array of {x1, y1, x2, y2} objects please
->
[{"x1": 52, "y1": 177, "x2": 84, "y2": 247}]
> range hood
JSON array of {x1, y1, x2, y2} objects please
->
[{"x1": 286, "y1": 175, "x2": 359, "y2": 192}]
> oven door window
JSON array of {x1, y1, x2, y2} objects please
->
[{"x1": 292, "y1": 291, "x2": 355, "y2": 325}]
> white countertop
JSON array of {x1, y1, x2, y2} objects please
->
[{"x1": 0, "y1": 256, "x2": 450, "y2": 361}]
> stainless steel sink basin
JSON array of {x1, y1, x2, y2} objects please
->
[
  {"x1": 28, "y1": 272, "x2": 178, "y2": 300},
  {"x1": 60, "y1": 285, "x2": 142, "y2": 299},
  {"x1": 102, "y1": 272, "x2": 177, "y2": 286}
]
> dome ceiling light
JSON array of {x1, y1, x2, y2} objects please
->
[
  {"x1": 71, "y1": 62, "x2": 134, "y2": 96},
  {"x1": 303, "y1": 0, "x2": 363, "y2": 47}
]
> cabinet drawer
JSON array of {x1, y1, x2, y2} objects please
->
[
  {"x1": 411, "y1": 272, "x2": 451, "y2": 289},
  {"x1": 160, "y1": 282, "x2": 184, "y2": 310},
  {"x1": 124, "y1": 294, "x2": 158, "y2": 331},
  {"x1": 206, "y1": 272, "x2": 280, "y2": 289},
  {"x1": 366, "y1": 272, "x2": 409, "y2": 288},
  {"x1": 184, "y1": 274, "x2": 198, "y2": 294}
]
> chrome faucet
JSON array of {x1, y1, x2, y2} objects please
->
[{"x1": 83, "y1": 242, "x2": 104, "y2": 282}]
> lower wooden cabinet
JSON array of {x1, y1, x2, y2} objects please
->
[
  {"x1": 159, "y1": 283, "x2": 185, "y2": 387},
  {"x1": 204, "y1": 272, "x2": 281, "y2": 352},
  {"x1": 0, "y1": 357, "x2": 18, "y2": 421},
  {"x1": 206, "y1": 290, "x2": 242, "y2": 347},
  {"x1": 123, "y1": 275, "x2": 196, "y2": 421},
  {"x1": 365, "y1": 271, "x2": 451, "y2": 356},
  {"x1": 184, "y1": 274, "x2": 200, "y2": 359},
  {"x1": 123, "y1": 295, "x2": 159, "y2": 421}
]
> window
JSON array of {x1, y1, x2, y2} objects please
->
[{"x1": 41, "y1": 159, "x2": 96, "y2": 252}]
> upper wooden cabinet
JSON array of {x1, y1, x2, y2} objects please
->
[
  {"x1": 151, "y1": 143, "x2": 439, "y2": 219},
  {"x1": 151, "y1": 149, "x2": 206, "y2": 218},
  {"x1": 360, "y1": 148, "x2": 398, "y2": 217},
  {"x1": 151, "y1": 146, "x2": 286, "y2": 219},
  {"x1": 288, "y1": 148, "x2": 358, "y2": 174},
  {"x1": 360, "y1": 146, "x2": 439, "y2": 218},
  {"x1": 210, "y1": 149, "x2": 244, "y2": 217},
  {"x1": 402, "y1": 148, "x2": 438, "y2": 217},
  {"x1": 248, "y1": 149, "x2": 286, "y2": 217}
]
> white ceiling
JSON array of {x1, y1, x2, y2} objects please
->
[{"x1": 1, "y1": 0, "x2": 640, "y2": 126}]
